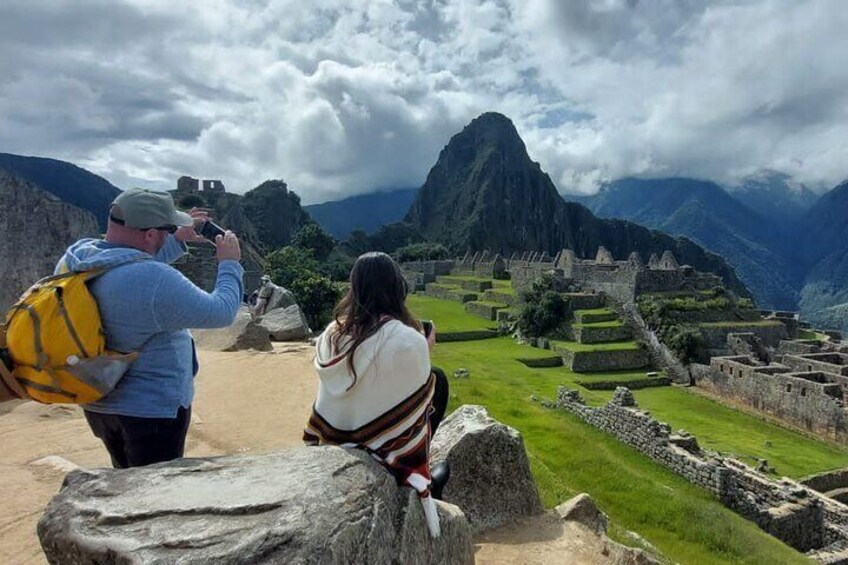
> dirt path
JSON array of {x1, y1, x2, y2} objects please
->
[{"x1": 0, "y1": 343, "x2": 616, "y2": 564}]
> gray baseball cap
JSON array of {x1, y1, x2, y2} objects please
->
[{"x1": 109, "y1": 188, "x2": 193, "y2": 229}]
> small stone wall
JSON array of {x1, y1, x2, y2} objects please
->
[
  {"x1": 783, "y1": 353, "x2": 848, "y2": 377},
  {"x1": 437, "y1": 330, "x2": 498, "y2": 343},
  {"x1": 424, "y1": 284, "x2": 478, "y2": 303},
  {"x1": 401, "y1": 260, "x2": 455, "y2": 276},
  {"x1": 553, "y1": 386, "x2": 841, "y2": 555},
  {"x1": 556, "y1": 348, "x2": 650, "y2": 372},
  {"x1": 464, "y1": 301, "x2": 506, "y2": 321},
  {"x1": 573, "y1": 325, "x2": 632, "y2": 344},
  {"x1": 802, "y1": 469, "x2": 848, "y2": 495},
  {"x1": 575, "y1": 376, "x2": 670, "y2": 390},
  {"x1": 482, "y1": 290, "x2": 516, "y2": 307},
  {"x1": 699, "y1": 323, "x2": 789, "y2": 350}
]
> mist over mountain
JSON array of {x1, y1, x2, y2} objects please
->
[
  {"x1": 305, "y1": 188, "x2": 418, "y2": 239},
  {"x1": 797, "y1": 180, "x2": 848, "y2": 331},
  {"x1": 732, "y1": 171, "x2": 818, "y2": 226},
  {"x1": 405, "y1": 112, "x2": 747, "y2": 295},
  {"x1": 573, "y1": 177, "x2": 801, "y2": 309},
  {"x1": 0, "y1": 153, "x2": 120, "y2": 230}
]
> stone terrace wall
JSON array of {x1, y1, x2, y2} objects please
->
[
  {"x1": 699, "y1": 323, "x2": 789, "y2": 349},
  {"x1": 553, "y1": 386, "x2": 841, "y2": 554},
  {"x1": 174, "y1": 243, "x2": 264, "y2": 294},
  {"x1": 693, "y1": 356, "x2": 848, "y2": 443}
]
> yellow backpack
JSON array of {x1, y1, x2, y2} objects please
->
[{"x1": 0, "y1": 267, "x2": 140, "y2": 404}]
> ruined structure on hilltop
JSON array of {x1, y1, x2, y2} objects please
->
[{"x1": 175, "y1": 175, "x2": 227, "y2": 196}]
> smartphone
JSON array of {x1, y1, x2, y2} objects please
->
[
  {"x1": 421, "y1": 320, "x2": 433, "y2": 338},
  {"x1": 197, "y1": 220, "x2": 226, "y2": 242}
]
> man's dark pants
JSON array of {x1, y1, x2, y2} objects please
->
[{"x1": 84, "y1": 406, "x2": 191, "y2": 469}]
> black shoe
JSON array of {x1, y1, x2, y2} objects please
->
[{"x1": 431, "y1": 461, "x2": 450, "y2": 500}]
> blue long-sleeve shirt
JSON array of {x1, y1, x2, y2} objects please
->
[{"x1": 55, "y1": 236, "x2": 244, "y2": 417}]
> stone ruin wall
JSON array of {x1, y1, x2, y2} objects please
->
[
  {"x1": 174, "y1": 243, "x2": 265, "y2": 294},
  {"x1": 691, "y1": 353, "x2": 848, "y2": 444},
  {"x1": 552, "y1": 386, "x2": 848, "y2": 556}
]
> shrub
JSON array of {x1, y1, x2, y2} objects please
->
[
  {"x1": 664, "y1": 324, "x2": 705, "y2": 364},
  {"x1": 292, "y1": 223, "x2": 335, "y2": 262},
  {"x1": 516, "y1": 275, "x2": 567, "y2": 337},
  {"x1": 395, "y1": 242, "x2": 450, "y2": 262},
  {"x1": 266, "y1": 246, "x2": 318, "y2": 289},
  {"x1": 290, "y1": 274, "x2": 342, "y2": 329}
]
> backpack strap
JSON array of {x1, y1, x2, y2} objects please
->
[{"x1": 0, "y1": 324, "x2": 30, "y2": 400}]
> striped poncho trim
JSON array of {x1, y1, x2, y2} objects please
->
[{"x1": 304, "y1": 371, "x2": 440, "y2": 537}]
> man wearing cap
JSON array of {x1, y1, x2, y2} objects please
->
[
  {"x1": 252, "y1": 274, "x2": 296, "y2": 317},
  {"x1": 55, "y1": 188, "x2": 243, "y2": 468}
]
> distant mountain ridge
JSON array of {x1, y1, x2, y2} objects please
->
[
  {"x1": 0, "y1": 153, "x2": 121, "y2": 230},
  {"x1": 572, "y1": 177, "x2": 802, "y2": 309},
  {"x1": 405, "y1": 112, "x2": 748, "y2": 295},
  {"x1": 305, "y1": 188, "x2": 418, "y2": 239}
]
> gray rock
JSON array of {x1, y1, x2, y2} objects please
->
[
  {"x1": 602, "y1": 536, "x2": 663, "y2": 565},
  {"x1": 38, "y1": 447, "x2": 474, "y2": 565},
  {"x1": 193, "y1": 307, "x2": 273, "y2": 352},
  {"x1": 431, "y1": 405, "x2": 543, "y2": 534},
  {"x1": 258, "y1": 304, "x2": 311, "y2": 341},
  {"x1": 556, "y1": 493, "x2": 608, "y2": 535},
  {"x1": 0, "y1": 171, "x2": 99, "y2": 313}
]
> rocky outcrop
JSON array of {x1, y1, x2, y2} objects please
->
[
  {"x1": 38, "y1": 447, "x2": 474, "y2": 565},
  {"x1": 192, "y1": 307, "x2": 272, "y2": 352},
  {"x1": 555, "y1": 493, "x2": 608, "y2": 535},
  {"x1": 431, "y1": 404, "x2": 543, "y2": 533},
  {"x1": 0, "y1": 171, "x2": 99, "y2": 312},
  {"x1": 258, "y1": 304, "x2": 311, "y2": 341}
]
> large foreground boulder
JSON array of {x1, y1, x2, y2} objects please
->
[
  {"x1": 258, "y1": 304, "x2": 311, "y2": 341},
  {"x1": 192, "y1": 307, "x2": 272, "y2": 352},
  {"x1": 38, "y1": 447, "x2": 474, "y2": 565},
  {"x1": 431, "y1": 404, "x2": 543, "y2": 533}
]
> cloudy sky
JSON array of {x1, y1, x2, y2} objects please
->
[{"x1": 1, "y1": 0, "x2": 846, "y2": 203}]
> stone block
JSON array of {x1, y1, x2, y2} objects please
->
[
  {"x1": 38, "y1": 448, "x2": 474, "y2": 564},
  {"x1": 431, "y1": 405, "x2": 543, "y2": 534}
]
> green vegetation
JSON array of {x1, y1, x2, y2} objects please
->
[
  {"x1": 430, "y1": 338, "x2": 813, "y2": 564},
  {"x1": 515, "y1": 274, "x2": 568, "y2": 338},
  {"x1": 406, "y1": 294, "x2": 495, "y2": 333},
  {"x1": 292, "y1": 223, "x2": 335, "y2": 261},
  {"x1": 798, "y1": 328, "x2": 829, "y2": 341},
  {"x1": 266, "y1": 246, "x2": 340, "y2": 327},
  {"x1": 628, "y1": 388, "x2": 848, "y2": 478},
  {"x1": 573, "y1": 320, "x2": 623, "y2": 329},
  {"x1": 395, "y1": 242, "x2": 450, "y2": 262},
  {"x1": 550, "y1": 339, "x2": 640, "y2": 352}
]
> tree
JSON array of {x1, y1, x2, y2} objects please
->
[
  {"x1": 290, "y1": 274, "x2": 341, "y2": 328},
  {"x1": 293, "y1": 223, "x2": 335, "y2": 262},
  {"x1": 266, "y1": 246, "x2": 318, "y2": 289},
  {"x1": 395, "y1": 242, "x2": 450, "y2": 262},
  {"x1": 515, "y1": 275, "x2": 568, "y2": 337}
]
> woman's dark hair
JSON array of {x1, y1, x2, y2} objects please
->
[{"x1": 333, "y1": 252, "x2": 422, "y2": 387}]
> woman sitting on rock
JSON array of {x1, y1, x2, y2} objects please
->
[{"x1": 303, "y1": 252, "x2": 449, "y2": 537}]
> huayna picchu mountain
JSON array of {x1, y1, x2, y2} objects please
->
[{"x1": 405, "y1": 112, "x2": 748, "y2": 295}]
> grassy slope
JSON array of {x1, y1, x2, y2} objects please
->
[
  {"x1": 429, "y1": 337, "x2": 811, "y2": 564},
  {"x1": 406, "y1": 294, "x2": 496, "y2": 332},
  {"x1": 626, "y1": 388, "x2": 848, "y2": 477}
]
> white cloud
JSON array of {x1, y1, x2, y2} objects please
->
[{"x1": 0, "y1": 0, "x2": 846, "y2": 202}]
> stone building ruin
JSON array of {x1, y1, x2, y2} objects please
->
[
  {"x1": 552, "y1": 386, "x2": 848, "y2": 562},
  {"x1": 693, "y1": 347, "x2": 848, "y2": 444},
  {"x1": 175, "y1": 175, "x2": 227, "y2": 195}
]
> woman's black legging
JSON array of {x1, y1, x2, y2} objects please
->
[{"x1": 429, "y1": 366, "x2": 449, "y2": 436}]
